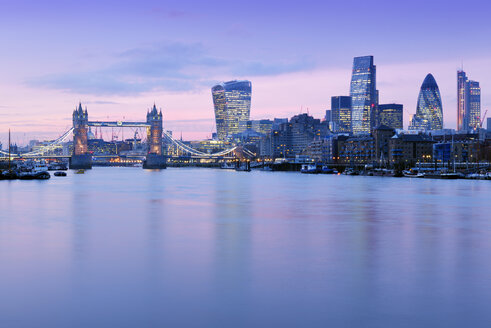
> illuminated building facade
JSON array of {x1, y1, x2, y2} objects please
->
[
  {"x1": 378, "y1": 104, "x2": 403, "y2": 130},
  {"x1": 457, "y1": 71, "x2": 467, "y2": 130},
  {"x1": 212, "y1": 80, "x2": 252, "y2": 140},
  {"x1": 409, "y1": 74, "x2": 443, "y2": 131},
  {"x1": 247, "y1": 119, "x2": 273, "y2": 136},
  {"x1": 331, "y1": 96, "x2": 351, "y2": 133},
  {"x1": 146, "y1": 104, "x2": 163, "y2": 155},
  {"x1": 350, "y1": 56, "x2": 377, "y2": 134},
  {"x1": 337, "y1": 136, "x2": 375, "y2": 164},
  {"x1": 389, "y1": 134, "x2": 435, "y2": 165},
  {"x1": 72, "y1": 103, "x2": 88, "y2": 156},
  {"x1": 468, "y1": 81, "x2": 481, "y2": 129},
  {"x1": 458, "y1": 71, "x2": 481, "y2": 131},
  {"x1": 269, "y1": 114, "x2": 328, "y2": 158},
  {"x1": 70, "y1": 103, "x2": 92, "y2": 169}
]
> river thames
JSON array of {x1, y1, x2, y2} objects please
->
[{"x1": 1, "y1": 168, "x2": 491, "y2": 327}]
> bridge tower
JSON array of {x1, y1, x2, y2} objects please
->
[
  {"x1": 143, "y1": 104, "x2": 166, "y2": 169},
  {"x1": 69, "y1": 103, "x2": 92, "y2": 169}
]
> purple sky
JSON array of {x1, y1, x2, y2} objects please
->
[{"x1": 1, "y1": 0, "x2": 490, "y2": 144}]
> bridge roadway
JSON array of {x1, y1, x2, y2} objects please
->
[
  {"x1": 0, "y1": 154, "x2": 236, "y2": 160},
  {"x1": 87, "y1": 121, "x2": 150, "y2": 128}
]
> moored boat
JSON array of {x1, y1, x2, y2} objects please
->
[
  {"x1": 301, "y1": 164, "x2": 318, "y2": 174},
  {"x1": 220, "y1": 161, "x2": 235, "y2": 170},
  {"x1": 424, "y1": 172, "x2": 464, "y2": 179},
  {"x1": 342, "y1": 168, "x2": 359, "y2": 176},
  {"x1": 403, "y1": 170, "x2": 424, "y2": 178},
  {"x1": 48, "y1": 162, "x2": 68, "y2": 171},
  {"x1": 17, "y1": 171, "x2": 50, "y2": 180},
  {"x1": 320, "y1": 165, "x2": 338, "y2": 174}
]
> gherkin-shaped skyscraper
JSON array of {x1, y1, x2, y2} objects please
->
[{"x1": 409, "y1": 74, "x2": 443, "y2": 131}]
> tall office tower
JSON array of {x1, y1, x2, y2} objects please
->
[
  {"x1": 212, "y1": 80, "x2": 252, "y2": 141},
  {"x1": 468, "y1": 80, "x2": 481, "y2": 130},
  {"x1": 378, "y1": 104, "x2": 403, "y2": 130},
  {"x1": 409, "y1": 74, "x2": 443, "y2": 131},
  {"x1": 325, "y1": 110, "x2": 332, "y2": 122},
  {"x1": 331, "y1": 96, "x2": 352, "y2": 133},
  {"x1": 457, "y1": 70, "x2": 467, "y2": 130},
  {"x1": 350, "y1": 56, "x2": 377, "y2": 134},
  {"x1": 457, "y1": 71, "x2": 481, "y2": 131}
]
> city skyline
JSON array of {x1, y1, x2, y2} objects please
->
[{"x1": 1, "y1": 0, "x2": 491, "y2": 144}]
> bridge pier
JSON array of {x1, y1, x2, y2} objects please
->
[
  {"x1": 69, "y1": 154, "x2": 92, "y2": 169},
  {"x1": 70, "y1": 103, "x2": 92, "y2": 169},
  {"x1": 143, "y1": 153, "x2": 167, "y2": 169}
]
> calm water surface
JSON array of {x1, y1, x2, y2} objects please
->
[{"x1": 1, "y1": 168, "x2": 491, "y2": 327}]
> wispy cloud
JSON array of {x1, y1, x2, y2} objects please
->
[
  {"x1": 84, "y1": 100, "x2": 120, "y2": 105},
  {"x1": 28, "y1": 42, "x2": 315, "y2": 96}
]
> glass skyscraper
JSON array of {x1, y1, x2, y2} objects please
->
[
  {"x1": 212, "y1": 80, "x2": 252, "y2": 140},
  {"x1": 331, "y1": 96, "x2": 351, "y2": 133},
  {"x1": 468, "y1": 81, "x2": 481, "y2": 129},
  {"x1": 457, "y1": 71, "x2": 467, "y2": 131},
  {"x1": 378, "y1": 104, "x2": 403, "y2": 130},
  {"x1": 350, "y1": 56, "x2": 377, "y2": 135},
  {"x1": 457, "y1": 70, "x2": 481, "y2": 131},
  {"x1": 409, "y1": 74, "x2": 443, "y2": 131}
]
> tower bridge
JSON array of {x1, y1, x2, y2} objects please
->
[
  {"x1": 1, "y1": 103, "x2": 248, "y2": 166},
  {"x1": 71, "y1": 103, "x2": 166, "y2": 169}
]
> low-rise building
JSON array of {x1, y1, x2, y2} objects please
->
[
  {"x1": 389, "y1": 133, "x2": 435, "y2": 166},
  {"x1": 338, "y1": 136, "x2": 375, "y2": 165}
]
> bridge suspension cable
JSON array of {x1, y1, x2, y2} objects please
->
[
  {"x1": 163, "y1": 131, "x2": 237, "y2": 158},
  {"x1": 0, "y1": 128, "x2": 74, "y2": 157},
  {"x1": 1, "y1": 128, "x2": 246, "y2": 159}
]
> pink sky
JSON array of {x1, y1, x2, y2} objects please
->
[
  {"x1": 1, "y1": 56, "x2": 490, "y2": 146},
  {"x1": 2, "y1": 1, "x2": 491, "y2": 146}
]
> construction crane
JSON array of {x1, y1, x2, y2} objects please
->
[{"x1": 478, "y1": 109, "x2": 488, "y2": 129}]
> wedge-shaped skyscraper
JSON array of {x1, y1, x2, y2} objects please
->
[
  {"x1": 409, "y1": 74, "x2": 443, "y2": 131},
  {"x1": 212, "y1": 80, "x2": 252, "y2": 141},
  {"x1": 350, "y1": 56, "x2": 377, "y2": 135}
]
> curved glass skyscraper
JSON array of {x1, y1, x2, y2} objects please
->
[
  {"x1": 409, "y1": 74, "x2": 443, "y2": 131},
  {"x1": 212, "y1": 80, "x2": 252, "y2": 140}
]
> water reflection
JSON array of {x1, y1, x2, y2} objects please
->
[{"x1": 0, "y1": 168, "x2": 491, "y2": 327}]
